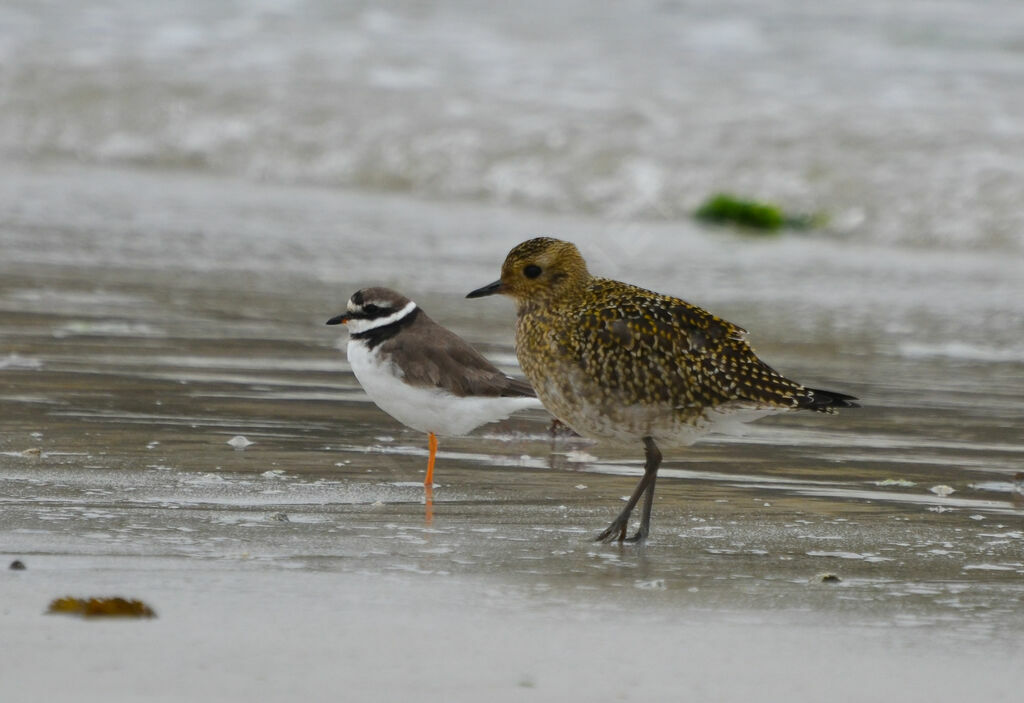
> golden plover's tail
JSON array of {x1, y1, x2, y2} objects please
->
[{"x1": 798, "y1": 388, "x2": 860, "y2": 413}]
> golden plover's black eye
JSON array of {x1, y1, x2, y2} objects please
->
[{"x1": 523, "y1": 264, "x2": 542, "y2": 279}]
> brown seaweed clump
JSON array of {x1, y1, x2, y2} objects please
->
[
  {"x1": 47, "y1": 596, "x2": 157, "y2": 618},
  {"x1": 810, "y1": 573, "x2": 842, "y2": 584}
]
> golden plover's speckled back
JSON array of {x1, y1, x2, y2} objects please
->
[{"x1": 468, "y1": 237, "x2": 858, "y2": 543}]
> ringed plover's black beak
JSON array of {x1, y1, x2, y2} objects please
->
[{"x1": 325, "y1": 313, "x2": 349, "y2": 326}]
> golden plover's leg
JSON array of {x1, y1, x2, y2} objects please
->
[
  {"x1": 595, "y1": 436, "x2": 661, "y2": 544},
  {"x1": 547, "y1": 418, "x2": 580, "y2": 438},
  {"x1": 626, "y1": 438, "x2": 661, "y2": 543}
]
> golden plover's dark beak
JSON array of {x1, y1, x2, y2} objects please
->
[
  {"x1": 325, "y1": 313, "x2": 349, "y2": 325},
  {"x1": 466, "y1": 280, "x2": 505, "y2": 298}
]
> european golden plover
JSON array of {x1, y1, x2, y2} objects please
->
[
  {"x1": 468, "y1": 238, "x2": 857, "y2": 543},
  {"x1": 327, "y1": 287, "x2": 541, "y2": 486}
]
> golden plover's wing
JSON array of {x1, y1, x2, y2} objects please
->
[
  {"x1": 569, "y1": 281, "x2": 812, "y2": 410},
  {"x1": 625, "y1": 291, "x2": 857, "y2": 411}
]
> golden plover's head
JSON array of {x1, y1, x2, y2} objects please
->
[{"x1": 467, "y1": 237, "x2": 589, "y2": 307}]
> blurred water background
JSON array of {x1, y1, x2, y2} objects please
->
[{"x1": 3, "y1": 0, "x2": 1024, "y2": 251}]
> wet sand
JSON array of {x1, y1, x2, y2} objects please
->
[{"x1": 2, "y1": 166, "x2": 1024, "y2": 701}]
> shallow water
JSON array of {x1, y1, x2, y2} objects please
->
[
  {"x1": 3, "y1": 0, "x2": 1024, "y2": 699},
  {"x1": 2, "y1": 163, "x2": 1024, "y2": 700}
]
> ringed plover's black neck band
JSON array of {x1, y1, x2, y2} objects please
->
[{"x1": 351, "y1": 306, "x2": 420, "y2": 349}]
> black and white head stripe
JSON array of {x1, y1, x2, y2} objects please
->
[
  {"x1": 326, "y1": 287, "x2": 420, "y2": 344},
  {"x1": 346, "y1": 298, "x2": 418, "y2": 334}
]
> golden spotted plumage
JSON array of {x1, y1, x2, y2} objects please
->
[
  {"x1": 469, "y1": 236, "x2": 857, "y2": 542},
  {"x1": 514, "y1": 277, "x2": 822, "y2": 444}
]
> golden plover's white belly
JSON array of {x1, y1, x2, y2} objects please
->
[
  {"x1": 534, "y1": 369, "x2": 783, "y2": 448},
  {"x1": 347, "y1": 341, "x2": 539, "y2": 437}
]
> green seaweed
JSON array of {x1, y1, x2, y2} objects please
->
[{"x1": 695, "y1": 193, "x2": 826, "y2": 233}]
